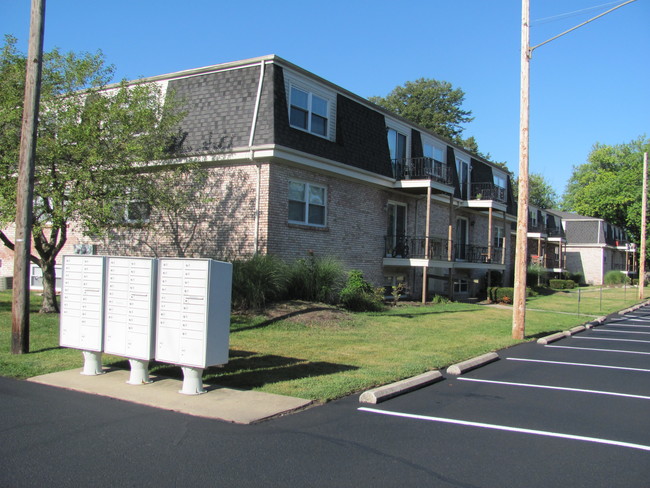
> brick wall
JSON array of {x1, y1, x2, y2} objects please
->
[{"x1": 96, "y1": 164, "x2": 260, "y2": 260}]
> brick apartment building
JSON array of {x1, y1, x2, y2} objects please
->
[{"x1": 2, "y1": 55, "x2": 521, "y2": 299}]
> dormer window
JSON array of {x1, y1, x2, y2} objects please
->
[
  {"x1": 285, "y1": 70, "x2": 336, "y2": 141},
  {"x1": 290, "y1": 86, "x2": 329, "y2": 137}
]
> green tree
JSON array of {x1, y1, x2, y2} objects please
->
[
  {"x1": 513, "y1": 172, "x2": 559, "y2": 209},
  {"x1": 0, "y1": 35, "x2": 186, "y2": 312},
  {"x1": 561, "y1": 137, "x2": 650, "y2": 241},
  {"x1": 369, "y1": 78, "x2": 474, "y2": 142}
]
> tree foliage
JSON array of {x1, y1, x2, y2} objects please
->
[
  {"x1": 0, "y1": 35, "x2": 186, "y2": 312},
  {"x1": 368, "y1": 77, "x2": 474, "y2": 142},
  {"x1": 513, "y1": 172, "x2": 559, "y2": 209},
  {"x1": 561, "y1": 136, "x2": 650, "y2": 241}
]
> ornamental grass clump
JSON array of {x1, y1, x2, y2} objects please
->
[
  {"x1": 286, "y1": 251, "x2": 345, "y2": 304},
  {"x1": 339, "y1": 270, "x2": 385, "y2": 312},
  {"x1": 231, "y1": 254, "x2": 289, "y2": 311}
]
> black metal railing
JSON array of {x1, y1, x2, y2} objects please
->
[
  {"x1": 385, "y1": 236, "x2": 504, "y2": 264},
  {"x1": 546, "y1": 227, "x2": 564, "y2": 238},
  {"x1": 455, "y1": 244, "x2": 503, "y2": 264},
  {"x1": 528, "y1": 254, "x2": 566, "y2": 269},
  {"x1": 471, "y1": 183, "x2": 507, "y2": 203},
  {"x1": 392, "y1": 157, "x2": 452, "y2": 185}
]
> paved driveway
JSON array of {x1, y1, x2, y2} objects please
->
[
  {"x1": 356, "y1": 306, "x2": 650, "y2": 487},
  {"x1": 1, "y1": 307, "x2": 649, "y2": 487}
]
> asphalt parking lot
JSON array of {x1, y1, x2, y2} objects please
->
[
  {"x1": 355, "y1": 306, "x2": 650, "y2": 487},
  {"x1": 2, "y1": 306, "x2": 649, "y2": 488}
]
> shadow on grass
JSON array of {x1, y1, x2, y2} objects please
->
[
  {"x1": 524, "y1": 330, "x2": 564, "y2": 341},
  {"x1": 385, "y1": 308, "x2": 484, "y2": 320},
  {"x1": 232, "y1": 307, "x2": 340, "y2": 333},
  {"x1": 147, "y1": 349, "x2": 358, "y2": 390}
]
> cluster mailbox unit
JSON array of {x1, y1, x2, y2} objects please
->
[
  {"x1": 103, "y1": 257, "x2": 157, "y2": 385},
  {"x1": 156, "y1": 258, "x2": 232, "y2": 394},
  {"x1": 59, "y1": 255, "x2": 233, "y2": 395}
]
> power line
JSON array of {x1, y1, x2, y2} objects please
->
[{"x1": 533, "y1": 1, "x2": 628, "y2": 25}]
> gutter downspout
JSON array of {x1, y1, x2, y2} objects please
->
[{"x1": 249, "y1": 60, "x2": 266, "y2": 255}]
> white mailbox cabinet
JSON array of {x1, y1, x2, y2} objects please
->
[
  {"x1": 103, "y1": 257, "x2": 157, "y2": 360},
  {"x1": 155, "y1": 258, "x2": 232, "y2": 368},
  {"x1": 60, "y1": 255, "x2": 106, "y2": 352}
]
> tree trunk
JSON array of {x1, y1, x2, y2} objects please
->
[{"x1": 39, "y1": 258, "x2": 59, "y2": 313}]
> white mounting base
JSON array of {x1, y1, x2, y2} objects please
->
[
  {"x1": 179, "y1": 366, "x2": 206, "y2": 395},
  {"x1": 80, "y1": 350, "x2": 104, "y2": 376},
  {"x1": 127, "y1": 359, "x2": 152, "y2": 385}
]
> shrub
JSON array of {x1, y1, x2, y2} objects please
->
[
  {"x1": 485, "y1": 270, "x2": 503, "y2": 287},
  {"x1": 231, "y1": 254, "x2": 288, "y2": 311},
  {"x1": 527, "y1": 263, "x2": 548, "y2": 286},
  {"x1": 488, "y1": 286, "x2": 534, "y2": 303},
  {"x1": 603, "y1": 270, "x2": 630, "y2": 286},
  {"x1": 286, "y1": 252, "x2": 345, "y2": 304},
  {"x1": 569, "y1": 272, "x2": 584, "y2": 285},
  {"x1": 431, "y1": 294, "x2": 451, "y2": 305},
  {"x1": 549, "y1": 279, "x2": 576, "y2": 290},
  {"x1": 339, "y1": 270, "x2": 385, "y2": 312}
]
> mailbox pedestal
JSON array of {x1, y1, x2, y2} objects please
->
[
  {"x1": 155, "y1": 258, "x2": 232, "y2": 394},
  {"x1": 60, "y1": 255, "x2": 106, "y2": 375}
]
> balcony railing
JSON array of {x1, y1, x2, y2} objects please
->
[
  {"x1": 392, "y1": 157, "x2": 452, "y2": 185},
  {"x1": 471, "y1": 183, "x2": 507, "y2": 203},
  {"x1": 385, "y1": 235, "x2": 504, "y2": 264},
  {"x1": 529, "y1": 254, "x2": 566, "y2": 269}
]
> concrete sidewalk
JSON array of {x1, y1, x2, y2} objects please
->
[{"x1": 28, "y1": 368, "x2": 313, "y2": 424}]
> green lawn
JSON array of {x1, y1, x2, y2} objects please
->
[{"x1": 0, "y1": 287, "x2": 646, "y2": 402}]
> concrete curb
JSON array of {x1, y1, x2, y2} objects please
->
[
  {"x1": 359, "y1": 370, "x2": 443, "y2": 404},
  {"x1": 618, "y1": 300, "x2": 650, "y2": 315},
  {"x1": 537, "y1": 332, "x2": 565, "y2": 345},
  {"x1": 564, "y1": 325, "x2": 586, "y2": 336},
  {"x1": 446, "y1": 352, "x2": 499, "y2": 376}
]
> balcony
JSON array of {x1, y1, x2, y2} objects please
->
[
  {"x1": 529, "y1": 254, "x2": 566, "y2": 270},
  {"x1": 471, "y1": 183, "x2": 506, "y2": 203},
  {"x1": 385, "y1": 235, "x2": 504, "y2": 264},
  {"x1": 392, "y1": 157, "x2": 452, "y2": 186}
]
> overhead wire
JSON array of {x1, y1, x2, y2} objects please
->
[{"x1": 532, "y1": 1, "x2": 628, "y2": 25}]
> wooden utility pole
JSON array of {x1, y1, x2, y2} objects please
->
[
  {"x1": 511, "y1": 0, "x2": 637, "y2": 340},
  {"x1": 12, "y1": 0, "x2": 46, "y2": 354},
  {"x1": 639, "y1": 152, "x2": 647, "y2": 300},
  {"x1": 512, "y1": 0, "x2": 530, "y2": 340}
]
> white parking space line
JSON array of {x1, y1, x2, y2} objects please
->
[
  {"x1": 506, "y1": 357, "x2": 650, "y2": 373},
  {"x1": 546, "y1": 345, "x2": 650, "y2": 355},
  {"x1": 596, "y1": 329, "x2": 650, "y2": 335},
  {"x1": 574, "y1": 336, "x2": 650, "y2": 344},
  {"x1": 602, "y1": 324, "x2": 650, "y2": 329},
  {"x1": 358, "y1": 407, "x2": 650, "y2": 452},
  {"x1": 613, "y1": 318, "x2": 650, "y2": 323},
  {"x1": 457, "y1": 377, "x2": 650, "y2": 401}
]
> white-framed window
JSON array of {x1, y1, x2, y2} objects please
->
[
  {"x1": 423, "y1": 140, "x2": 445, "y2": 163},
  {"x1": 423, "y1": 138, "x2": 446, "y2": 178},
  {"x1": 493, "y1": 170, "x2": 507, "y2": 201},
  {"x1": 124, "y1": 200, "x2": 151, "y2": 223},
  {"x1": 285, "y1": 71, "x2": 336, "y2": 140},
  {"x1": 456, "y1": 154, "x2": 470, "y2": 200},
  {"x1": 529, "y1": 209, "x2": 538, "y2": 227},
  {"x1": 289, "y1": 86, "x2": 329, "y2": 137},
  {"x1": 494, "y1": 226, "x2": 505, "y2": 248},
  {"x1": 454, "y1": 279, "x2": 469, "y2": 293},
  {"x1": 387, "y1": 128, "x2": 408, "y2": 161},
  {"x1": 30, "y1": 263, "x2": 62, "y2": 292},
  {"x1": 288, "y1": 180, "x2": 327, "y2": 227}
]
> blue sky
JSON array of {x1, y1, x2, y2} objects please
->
[{"x1": 2, "y1": 0, "x2": 648, "y2": 199}]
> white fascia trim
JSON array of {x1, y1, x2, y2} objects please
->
[
  {"x1": 460, "y1": 200, "x2": 508, "y2": 212},
  {"x1": 268, "y1": 146, "x2": 395, "y2": 187},
  {"x1": 565, "y1": 243, "x2": 607, "y2": 248},
  {"x1": 165, "y1": 144, "x2": 396, "y2": 187}
]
